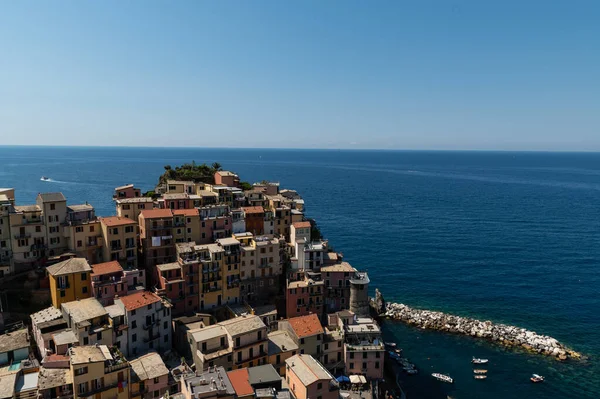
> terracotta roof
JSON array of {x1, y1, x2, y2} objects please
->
[
  {"x1": 46, "y1": 258, "x2": 91, "y2": 276},
  {"x1": 100, "y1": 216, "x2": 136, "y2": 227},
  {"x1": 91, "y1": 261, "x2": 123, "y2": 276},
  {"x1": 292, "y1": 221, "x2": 311, "y2": 229},
  {"x1": 118, "y1": 291, "x2": 161, "y2": 311},
  {"x1": 173, "y1": 208, "x2": 199, "y2": 217},
  {"x1": 287, "y1": 314, "x2": 324, "y2": 338},
  {"x1": 140, "y1": 209, "x2": 173, "y2": 219},
  {"x1": 227, "y1": 369, "x2": 253, "y2": 397},
  {"x1": 242, "y1": 206, "x2": 264, "y2": 214}
]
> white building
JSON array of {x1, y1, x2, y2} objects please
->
[{"x1": 114, "y1": 291, "x2": 172, "y2": 357}]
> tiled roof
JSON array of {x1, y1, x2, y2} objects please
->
[
  {"x1": 91, "y1": 261, "x2": 123, "y2": 276},
  {"x1": 100, "y1": 216, "x2": 136, "y2": 227},
  {"x1": 31, "y1": 306, "x2": 63, "y2": 325},
  {"x1": 287, "y1": 314, "x2": 323, "y2": 338},
  {"x1": 242, "y1": 206, "x2": 264, "y2": 214},
  {"x1": 292, "y1": 221, "x2": 311, "y2": 229},
  {"x1": 140, "y1": 209, "x2": 173, "y2": 219},
  {"x1": 285, "y1": 354, "x2": 333, "y2": 386},
  {"x1": 46, "y1": 258, "x2": 91, "y2": 276},
  {"x1": 67, "y1": 204, "x2": 94, "y2": 212},
  {"x1": 129, "y1": 352, "x2": 169, "y2": 382},
  {"x1": 320, "y1": 262, "x2": 355, "y2": 273},
  {"x1": 37, "y1": 367, "x2": 72, "y2": 390},
  {"x1": 227, "y1": 369, "x2": 253, "y2": 397},
  {"x1": 0, "y1": 329, "x2": 29, "y2": 353},
  {"x1": 118, "y1": 291, "x2": 161, "y2": 311},
  {"x1": 61, "y1": 298, "x2": 107, "y2": 324},
  {"x1": 173, "y1": 208, "x2": 199, "y2": 217}
]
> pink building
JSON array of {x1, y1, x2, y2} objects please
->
[
  {"x1": 113, "y1": 184, "x2": 141, "y2": 200},
  {"x1": 286, "y1": 275, "x2": 324, "y2": 318},
  {"x1": 321, "y1": 262, "x2": 355, "y2": 313},
  {"x1": 129, "y1": 351, "x2": 170, "y2": 399},
  {"x1": 162, "y1": 193, "x2": 194, "y2": 210},
  {"x1": 91, "y1": 261, "x2": 146, "y2": 306},
  {"x1": 214, "y1": 171, "x2": 240, "y2": 187},
  {"x1": 285, "y1": 354, "x2": 338, "y2": 399}
]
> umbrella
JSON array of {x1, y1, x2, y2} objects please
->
[{"x1": 336, "y1": 375, "x2": 350, "y2": 383}]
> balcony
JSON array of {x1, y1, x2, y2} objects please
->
[
  {"x1": 142, "y1": 319, "x2": 160, "y2": 330},
  {"x1": 174, "y1": 221, "x2": 185, "y2": 227},
  {"x1": 14, "y1": 233, "x2": 31, "y2": 239},
  {"x1": 125, "y1": 242, "x2": 136, "y2": 249},
  {"x1": 80, "y1": 381, "x2": 119, "y2": 397},
  {"x1": 30, "y1": 243, "x2": 47, "y2": 251}
]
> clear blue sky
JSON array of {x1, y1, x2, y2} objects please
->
[{"x1": 1, "y1": 1, "x2": 599, "y2": 150}]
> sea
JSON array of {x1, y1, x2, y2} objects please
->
[{"x1": 1, "y1": 146, "x2": 599, "y2": 399}]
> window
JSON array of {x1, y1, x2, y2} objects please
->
[
  {"x1": 375, "y1": 351, "x2": 381, "y2": 358},
  {"x1": 132, "y1": 321, "x2": 137, "y2": 329},
  {"x1": 153, "y1": 390, "x2": 160, "y2": 398},
  {"x1": 75, "y1": 367, "x2": 88, "y2": 376},
  {"x1": 363, "y1": 352, "x2": 367, "y2": 359},
  {"x1": 164, "y1": 321, "x2": 168, "y2": 329},
  {"x1": 131, "y1": 309, "x2": 136, "y2": 316},
  {"x1": 362, "y1": 362, "x2": 367, "y2": 370},
  {"x1": 164, "y1": 334, "x2": 168, "y2": 343},
  {"x1": 96, "y1": 332, "x2": 102, "y2": 340},
  {"x1": 375, "y1": 361, "x2": 380, "y2": 369},
  {"x1": 78, "y1": 382, "x2": 87, "y2": 394},
  {"x1": 83, "y1": 337, "x2": 89, "y2": 345},
  {"x1": 113, "y1": 228, "x2": 118, "y2": 235},
  {"x1": 82, "y1": 286, "x2": 87, "y2": 294},
  {"x1": 300, "y1": 338, "x2": 305, "y2": 345},
  {"x1": 349, "y1": 352, "x2": 354, "y2": 359},
  {"x1": 258, "y1": 331, "x2": 262, "y2": 340},
  {"x1": 125, "y1": 226, "x2": 134, "y2": 233},
  {"x1": 349, "y1": 362, "x2": 354, "y2": 369},
  {"x1": 81, "y1": 273, "x2": 87, "y2": 280},
  {"x1": 317, "y1": 383, "x2": 323, "y2": 390},
  {"x1": 147, "y1": 304, "x2": 152, "y2": 310},
  {"x1": 50, "y1": 203, "x2": 55, "y2": 210},
  {"x1": 236, "y1": 337, "x2": 240, "y2": 347},
  {"x1": 90, "y1": 225, "x2": 94, "y2": 232},
  {"x1": 132, "y1": 334, "x2": 137, "y2": 342}
]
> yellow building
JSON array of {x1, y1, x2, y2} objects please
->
[
  {"x1": 36, "y1": 193, "x2": 68, "y2": 257},
  {"x1": 70, "y1": 345, "x2": 129, "y2": 399},
  {"x1": 9, "y1": 204, "x2": 46, "y2": 270},
  {"x1": 115, "y1": 197, "x2": 154, "y2": 222},
  {"x1": 99, "y1": 217, "x2": 138, "y2": 269},
  {"x1": 267, "y1": 330, "x2": 299, "y2": 376},
  {"x1": 173, "y1": 209, "x2": 201, "y2": 244},
  {"x1": 216, "y1": 238, "x2": 241, "y2": 307},
  {"x1": 47, "y1": 257, "x2": 92, "y2": 308}
]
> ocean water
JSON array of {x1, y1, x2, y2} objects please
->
[{"x1": 1, "y1": 146, "x2": 599, "y2": 399}]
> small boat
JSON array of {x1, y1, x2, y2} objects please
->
[
  {"x1": 530, "y1": 374, "x2": 544, "y2": 383},
  {"x1": 41, "y1": 176, "x2": 50, "y2": 181},
  {"x1": 473, "y1": 369, "x2": 487, "y2": 374},
  {"x1": 388, "y1": 351, "x2": 401, "y2": 360},
  {"x1": 471, "y1": 357, "x2": 489, "y2": 364},
  {"x1": 432, "y1": 373, "x2": 453, "y2": 384},
  {"x1": 405, "y1": 368, "x2": 418, "y2": 375},
  {"x1": 384, "y1": 342, "x2": 397, "y2": 348},
  {"x1": 474, "y1": 375, "x2": 487, "y2": 380}
]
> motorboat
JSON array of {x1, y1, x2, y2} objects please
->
[
  {"x1": 530, "y1": 374, "x2": 544, "y2": 383},
  {"x1": 388, "y1": 351, "x2": 401, "y2": 360},
  {"x1": 41, "y1": 176, "x2": 50, "y2": 181},
  {"x1": 474, "y1": 375, "x2": 487, "y2": 380},
  {"x1": 473, "y1": 369, "x2": 487, "y2": 374},
  {"x1": 405, "y1": 368, "x2": 418, "y2": 375},
  {"x1": 432, "y1": 373, "x2": 453, "y2": 384},
  {"x1": 471, "y1": 357, "x2": 489, "y2": 364},
  {"x1": 384, "y1": 342, "x2": 397, "y2": 348}
]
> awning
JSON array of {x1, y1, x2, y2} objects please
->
[
  {"x1": 349, "y1": 375, "x2": 361, "y2": 384},
  {"x1": 336, "y1": 376, "x2": 350, "y2": 383}
]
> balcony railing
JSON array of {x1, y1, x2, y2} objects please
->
[
  {"x1": 14, "y1": 233, "x2": 31, "y2": 239},
  {"x1": 80, "y1": 381, "x2": 119, "y2": 397}
]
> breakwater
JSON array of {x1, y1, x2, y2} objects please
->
[{"x1": 373, "y1": 290, "x2": 582, "y2": 361}]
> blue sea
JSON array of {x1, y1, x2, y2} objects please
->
[{"x1": 1, "y1": 146, "x2": 599, "y2": 399}]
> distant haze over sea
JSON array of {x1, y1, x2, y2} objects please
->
[{"x1": 1, "y1": 146, "x2": 599, "y2": 399}]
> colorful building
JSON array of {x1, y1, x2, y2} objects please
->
[{"x1": 47, "y1": 258, "x2": 92, "y2": 308}]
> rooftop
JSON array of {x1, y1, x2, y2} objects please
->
[
  {"x1": 242, "y1": 206, "x2": 265, "y2": 214},
  {"x1": 349, "y1": 272, "x2": 370, "y2": 285},
  {"x1": 221, "y1": 315, "x2": 266, "y2": 337},
  {"x1": 217, "y1": 237, "x2": 240, "y2": 247},
  {"x1": 67, "y1": 204, "x2": 94, "y2": 212},
  {"x1": 0, "y1": 371, "x2": 17, "y2": 399},
  {"x1": 31, "y1": 306, "x2": 63, "y2": 325},
  {"x1": 140, "y1": 209, "x2": 173, "y2": 219},
  {"x1": 286, "y1": 354, "x2": 334, "y2": 386},
  {"x1": 227, "y1": 369, "x2": 253, "y2": 397},
  {"x1": 167, "y1": 180, "x2": 195, "y2": 185},
  {"x1": 69, "y1": 345, "x2": 116, "y2": 365},
  {"x1": 217, "y1": 171, "x2": 238, "y2": 177},
  {"x1": 62, "y1": 297, "x2": 107, "y2": 324},
  {"x1": 115, "y1": 184, "x2": 134, "y2": 191},
  {"x1": 100, "y1": 216, "x2": 136, "y2": 227},
  {"x1": 198, "y1": 190, "x2": 219, "y2": 197},
  {"x1": 157, "y1": 262, "x2": 182, "y2": 272},
  {"x1": 189, "y1": 325, "x2": 228, "y2": 343},
  {"x1": 91, "y1": 260, "x2": 124, "y2": 276},
  {"x1": 118, "y1": 291, "x2": 162, "y2": 312},
  {"x1": 185, "y1": 366, "x2": 235, "y2": 397},
  {"x1": 38, "y1": 192, "x2": 66, "y2": 202},
  {"x1": 53, "y1": 329, "x2": 78, "y2": 346},
  {"x1": 287, "y1": 314, "x2": 324, "y2": 338},
  {"x1": 320, "y1": 262, "x2": 356, "y2": 273},
  {"x1": 37, "y1": 367, "x2": 73, "y2": 391},
  {"x1": 267, "y1": 331, "x2": 298, "y2": 356},
  {"x1": 15, "y1": 372, "x2": 38, "y2": 394},
  {"x1": 248, "y1": 364, "x2": 280, "y2": 385},
  {"x1": 163, "y1": 193, "x2": 190, "y2": 200},
  {"x1": 116, "y1": 197, "x2": 154, "y2": 204},
  {"x1": 104, "y1": 304, "x2": 125, "y2": 319},
  {"x1": 173, "y1": 208, "x2": 199, "y2": 217},
  {"x1": 0, "y1": 329, "x2": 29, "y2": 353},
  {"x1": 292, "y1": 221, "x2": 311, "y2": 229},
  {"x1": 253, "y1": 304, "x2": 277, "y2": 317},
  {"x1": 130, "y1": 352, "x2": 169, "y2": 382},
  {"x1": 46, "y1": 258, "x2": 91, "y2": 276}
]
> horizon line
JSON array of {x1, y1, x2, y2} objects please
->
[{"x1": 1, "y1": 144, "x2": 600, "y2": 154}]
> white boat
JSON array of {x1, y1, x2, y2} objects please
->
[
  {"x1": 474, "y1": 375, "x2": 487, "y2": 380},
  {"x1": 473, "y1": 369, "x2": 487, "y2": 374},
  {"x1": 530, "y1": 374, "x2": 544, "y2": 383},
  {"x1": 405, "y1": 369, "x2": 418, "y2": 375},
  {"x1": 41, "y1": 176, "x2": 50, "y2": 181},
  {"x1": 432, "y1": 373, "x2": 453, "y2": 384},
  {"x1": 384, "y1": 342, "x2": 397, "y2": 348},
  {"x1": 471, "y1": 357, "x2": 489, "y2": 364}
]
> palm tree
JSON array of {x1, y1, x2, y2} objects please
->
[{"x1": 211, "y1": 162, "x2": 222, "y2": 171}]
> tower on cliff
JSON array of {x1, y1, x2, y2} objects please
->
[{"x1": 349, "y1": 271, "x2": 370, "y2": 317}]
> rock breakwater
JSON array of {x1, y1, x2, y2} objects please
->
[{"x1": 381, "y1": 301, "x2": 582, "y2": 361}]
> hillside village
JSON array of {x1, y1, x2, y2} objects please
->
[{"x1": 0, "y1": 169, "x2": 389, "y2": 399}]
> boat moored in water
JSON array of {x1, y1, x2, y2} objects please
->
[
  {"x1": 471, "y1": 357, "x2": 489, "y2": 364},
  {"x1": 530, "y1": 374, "x2": 544, "y2": 383},
  {"x1": 474, "y1": 375, "x2": 487, "y2": 380},
  {"x1": 473, "y1": 369, "x2": 487, "y2": 374},
  {"x1": 432, "y1": 373, "x2": 453, "y2": 384}
]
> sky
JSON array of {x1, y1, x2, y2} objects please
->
[{"x1": 1, "y1": 1, "x2": 599, "y2": 150}]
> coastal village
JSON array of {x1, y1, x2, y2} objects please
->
[{"x1": 0, "y1": 168, "x2": 395, "y2": 399}]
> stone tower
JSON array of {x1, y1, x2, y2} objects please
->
[{"x1": 349, "y1": 271, "x2": 370, "y2": 317}]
